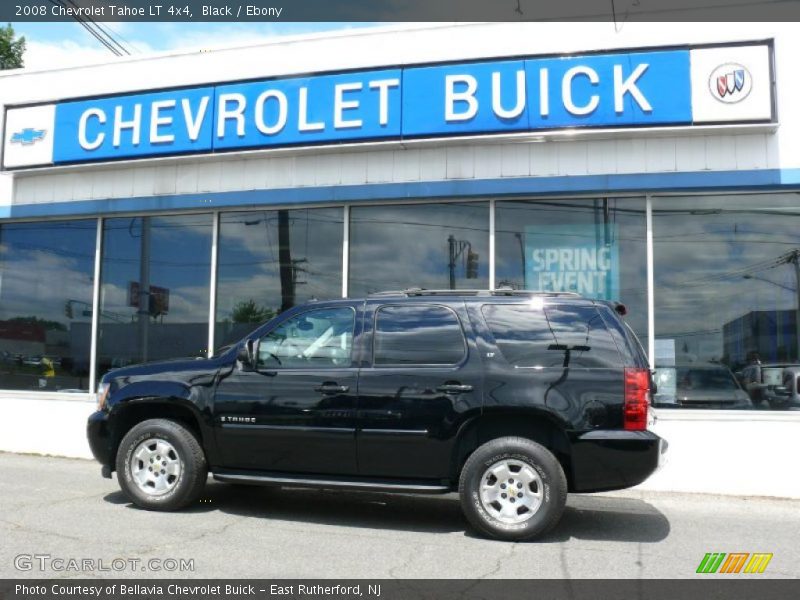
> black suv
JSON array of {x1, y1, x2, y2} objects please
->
[{"x1": 87, "y1": 289, "x2": 666, "y2": 541}]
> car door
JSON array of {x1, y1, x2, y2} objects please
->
[
  {"x1": 214, "y1": 303, "x2": 361, "y2": 475},
  {"x1": 356, "y1": 300, "x2": 482, "y2": 479}
]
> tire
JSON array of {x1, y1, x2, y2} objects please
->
[
  {"x1": 459, "y1": 436, "x2": 567, "y2": 541},
  {"x1": 116, "y1": 418, "x2": 207, "y2": 511}
]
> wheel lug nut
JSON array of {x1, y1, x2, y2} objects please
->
[
  {"x1": 509, "y1": 479, "x2": 514, "y2": 484},
  {"x1": 500, "y1": 483, "x2": 506, "y2": 489},
  {"x1": 501, "y1": 493, "x2": 507, "y2": 499},
  {"x1": 161, "y1": 469, "x2": 165, "y2": 474},
  {"x1": 517, "y1": 482, "x2": 522, "y2": 488},
  {"x1": 510, "y1": 497, "x2": 516, "y2": 503},
  {"x1": 517, "y1": 493, "x2": 523, "y2": 498}
]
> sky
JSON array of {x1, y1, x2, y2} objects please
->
[{"x1": 11, "y1": 22, "x2": 378, "y2": 71}]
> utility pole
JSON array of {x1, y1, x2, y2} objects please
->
[
  {"x1": 138, "y1": 217, "x2": 151, "y2": 363},
  {"x1": 278, "y1": 210, "x2": 295, "y2": 312},
  {"x1": 791, "y1": 250, "x2": 800, "y2": 361},
  {"x1": 448, "y1": 235, "x2": 479, "y2": 289}
]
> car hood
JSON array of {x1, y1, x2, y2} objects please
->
[{"x1": 102, "y1": 356, "x2": 222, "y2": 386}]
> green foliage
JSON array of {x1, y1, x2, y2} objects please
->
[
  {"x1": 6, "y1": 316, "x2": 67, "y2": 332},
  {"x1": 0, "y1": 23, "x2": 25, "y2": 70},
  {"x1": 231, "y1": 299, "x2": 275, "y2": 324}
]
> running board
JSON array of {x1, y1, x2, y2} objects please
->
[{"x1": 213, "y1": 471, "x2": 450, "y2": 494}]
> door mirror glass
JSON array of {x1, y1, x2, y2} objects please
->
[{"x1": 237, "y1": 338, "x2": 258, "y2": 370}]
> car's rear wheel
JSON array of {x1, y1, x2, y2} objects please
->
[
  {"x1": 116, "y1": 418, "x2": 207, "y2": 511},
  {"x1": 459, "y1": 436, "x2": 567, "y2": 541}
]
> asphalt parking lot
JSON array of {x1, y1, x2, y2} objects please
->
[{"x1": 0, "y1": 452, "x2": 798, "y2": 579}]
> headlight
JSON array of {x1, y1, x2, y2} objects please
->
[{"x1": 96, "y1": 382, "x2": 110, "y2": 411}]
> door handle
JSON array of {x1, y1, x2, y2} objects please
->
[
  {"x1": 315, "y1": 383, "x2": 350, "y2": 394},
  {"x1": 436, "y1": 383, "x2": 473, "y2": 394}
]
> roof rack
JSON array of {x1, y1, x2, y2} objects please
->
[{"x1": 367, "y1": 287, "x2": 582, "y2": 298}]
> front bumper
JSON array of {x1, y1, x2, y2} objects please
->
[
  {"x1": 568, "y1": 429, "x2": 667, "y2": 493},
  {"x1": 86, "y1": 410, "x2": 114, "y2": 476}
]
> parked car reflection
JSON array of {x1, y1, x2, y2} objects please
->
[
  {"x1": 654, "y1": 363, "x2": 752, "y2": 409},
  {"x1": 737, "y1": 362, "x2": 800, "y2": 409}
]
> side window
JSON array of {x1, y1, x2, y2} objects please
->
[
  {"x1": 545, "y1": 304, "x2": 623, "y2": 368},
  {"x1": 482, "y1": 303, "x2": 622, "y2": 368},
  {"x1": 258, "y1": 307, "x2": 354, "y2": 369},
  {"x1": 481, "y1": 304, "x2": 556, "y2": 367},
  {"x1": 374, "y1": 305, "x2": 466, "y2": 366}
]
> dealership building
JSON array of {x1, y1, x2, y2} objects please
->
[{"x1": 1, "y1": 22, "x2": 798, "y2": 498}]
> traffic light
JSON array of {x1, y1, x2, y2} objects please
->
[
  {"x1": 64, "y1": 301, "x2": 73, "y2": 319},
  {"x1": 466, "y1": 251, "x2": 479, "y2": 279}
]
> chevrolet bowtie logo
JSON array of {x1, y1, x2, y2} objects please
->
[{"x1": 10, "y1": 128, "x2": 46, "y2": 145}]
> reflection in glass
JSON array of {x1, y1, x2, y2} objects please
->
[
  {"x1": 482, "y1": 304, "x2": 621, "y2": 368},
  {"x1": 495, "y1": 198, "x2": 648, "y2": 346},
  {"x1": 96, "y1": 215, "x2": 212, "y2": 381},
  {"x1": 258, "y1": 307, "x2": 354, "y2": 369},
  {"x1": 348, "y1": 202, "x2": 489, "y2": 296},
  {"x1": 653, "y1": 193, "x2": 800, "y2": 410},
  {"x1": 374, "y1": 305, "x2": 466, "y2": 365},
  {"x1": 0, "y1": 220, "x2": 96, "y2": 391},
  {"x1": 215, "y1": 208, "x2": 343, "y2": 349}
]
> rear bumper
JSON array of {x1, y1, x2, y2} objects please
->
[
  {"x1": 568, "y1": 429, "x2": 667, "y2": 493},
  {"x1": 87, "y1": 410, "x2": 114, "y2": 475}
]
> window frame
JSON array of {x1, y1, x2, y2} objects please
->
[{"x1": 370, "y1": 303, "x2": 468, "y2": 368}]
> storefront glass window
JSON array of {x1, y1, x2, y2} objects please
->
[
  {"x1": 653, "y1": 193, "x2": 800, "y2": 411},
  {"x1": 215, "y1": 208, "x2": 343, "y2": 349},
  {"x1": 495, "y1": 198, "x2": 648, "y2": 345},
  {"x1": 348, "y1": 202, "x2": 490, "y2": 296},
  {"x1": 0, "y1": 220, "x2": 96, "y2": 392},
  {"x1": 96, "y1": 215, "x2": 212, "y2": 381}
]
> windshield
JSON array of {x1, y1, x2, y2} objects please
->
[{"x1": 676, "y1": 367, "x2": 738, "y2": 391}]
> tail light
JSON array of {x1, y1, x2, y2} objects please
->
[{"x1": 624, "y1": 367, "x2": 650, "y2": 431}]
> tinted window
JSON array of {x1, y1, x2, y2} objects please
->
[
  {"x1": 495, "y1": 198, "x2": 648, "y2": 350},
  {"x1": 215, "y1": 208, "x2": 343, "y2": 348},
  {"x1": 258, "y1": 307, "x2": 354, "y2": 369},
  {"x1": 546, "y1": 305, "x2": 623, "y2": 368},
  {"x1": 374, "y1": 305, "x2": 466, "y2": 366},
  {"x1": 97, "y1": 215, "x2": 212, "y2": 381},
  {"x1": 482, "y1": 303, "x2": 622, "y2": 368},
  {"x1": 481, "y1": 304, "x2": 556, "y2": 367},
  {"x1": 0, "y1": 220, "x2": 96, "y2": 392},
  {"x1": 653, "y1": 193, "x2": 800, "y2": 410},
  {"x1": 349, "y1": 203, "x2": 489, "y2": 296}
]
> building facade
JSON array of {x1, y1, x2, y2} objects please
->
[{"x1": 1, "y1": 22, "x2": 799, "y2": 497}]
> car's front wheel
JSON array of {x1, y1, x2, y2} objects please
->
[
  {"x1": 459, "y1": 436, "x2": 567, "y2": 541},
  {"x1": 116, "y1": 418, "x2": 207, "y2": 511}
]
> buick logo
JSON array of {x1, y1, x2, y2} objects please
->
[{"x1": 709, "y1": 63, "x2": 752, "y2": 104}]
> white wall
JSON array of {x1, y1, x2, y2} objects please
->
[
  {"x1": 2, "y1": 21, "x2": 799, "y2": 209},
  {"x1": 1, "y1": 393, "x2": 797, "y2": 498}
]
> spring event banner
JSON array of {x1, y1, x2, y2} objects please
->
[{"x1": 524, "y1": 224, "x2": 620, "y2": 301}]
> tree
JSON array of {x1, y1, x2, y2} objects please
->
[
  {"x1": 0, "y1": 23, "x2": 25, "y2": 70},
  {"x1": 231, "y1": 299, "x2": 275, "y2": 324}
]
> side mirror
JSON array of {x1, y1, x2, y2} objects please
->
[
  {"x1": 773, "y1": 385, "x2": 791, "y2": 397},
  {"x1": 237, "y1": 338, "x2": 258, "y2": 370}
]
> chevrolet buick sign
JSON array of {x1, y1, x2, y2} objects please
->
[{"x1": 2, "y1": 42, "x2": 775, "y2": 169}]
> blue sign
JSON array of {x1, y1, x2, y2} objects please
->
[
  {"x1": 47, "y1": 48, "x2": 691, "y2": 165},
  {"x1": 525, "y1": 224, "x2": 620, "y2": 301},
  {"x1": 54, "y1": 87, "x2": 215, "y2": 163}
]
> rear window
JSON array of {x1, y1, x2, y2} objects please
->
[
  {"x1": 481, "y1": 303, "x2": 622, "y2": 368},
  {"x1": 374, "y1": 304, "x2": 466, "y2": 366}
]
